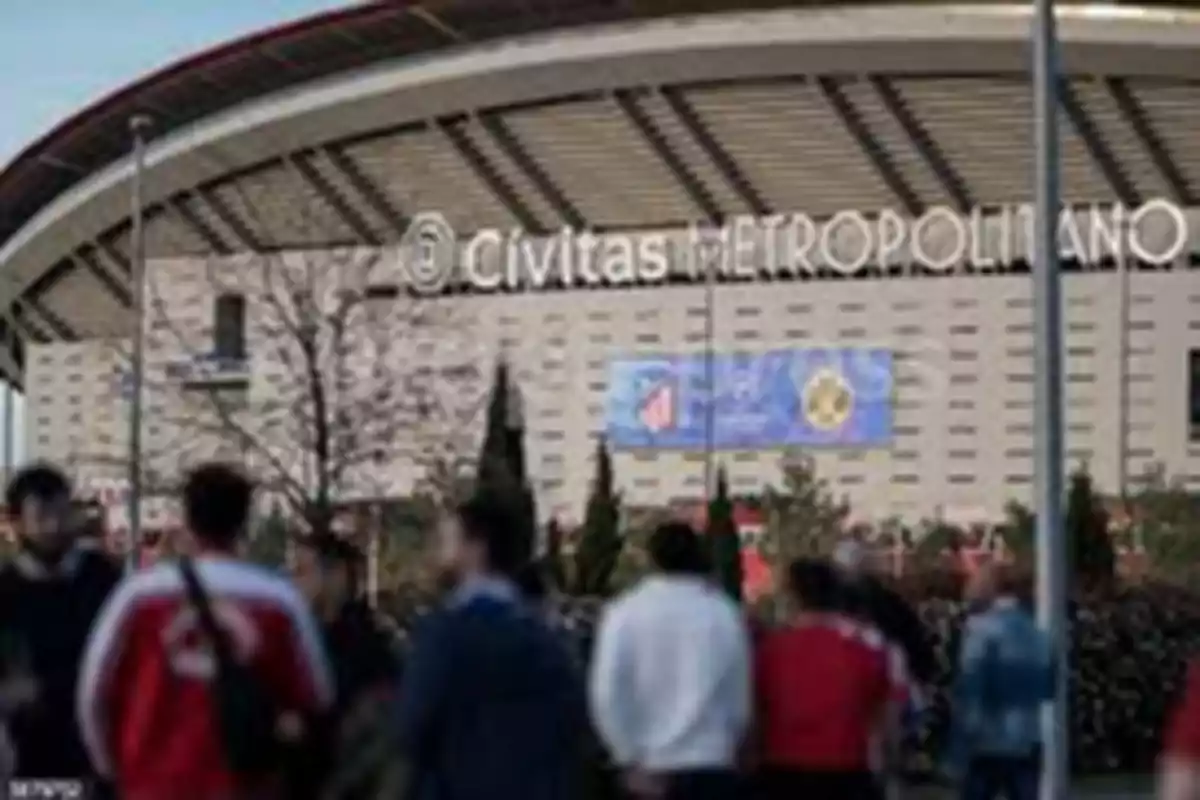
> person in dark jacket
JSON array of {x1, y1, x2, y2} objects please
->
[
  {"x1": 293, "y1": 533, "x2": 398, "y2": 715},
  {"x1": 397, "y1": 493, "x2": 585, "y2": 800},
  {"x1": 832, "y1": 540, "x2": 936, "y2": 687},
  {"x1": 0, "y1": 464, "x2": 120, "y2": 785},
  {"x1": 833, "y1": 538, "x2": 937, "y2": 783},
  {"x1": 293, "y1": 532, "x2": 400, "y2": 799}
]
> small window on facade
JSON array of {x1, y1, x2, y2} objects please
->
[
  {"x1": 1190, "y1": 349, "x2": 1200, "y2": 441},
  {"x1": 214, "y1": 293, "x2": 247, "y2": 360},
  {"x1": 364, "y1": 284, "x2": 399, "y2": 301}
]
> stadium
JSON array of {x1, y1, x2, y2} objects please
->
[{"x1": 3, "y1": 0, "x2": 1200, "y2": 529}]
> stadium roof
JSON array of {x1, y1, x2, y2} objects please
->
[{"x1": 2, "y1": 0, "x2": 1200, "y2": 386}]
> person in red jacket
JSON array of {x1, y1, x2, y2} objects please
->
[
  {"x1": 75, "y1": 464, "x2": 334, "y2": 799},
  {"x1": 754, "y1": 558, "x2": 909, "y2": 800},
  {"x1": 1162, "y1": 659, "x2": 1200, "y2": 800}
]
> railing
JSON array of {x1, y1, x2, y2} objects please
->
[{"x1": 164, "y1": 355, "x2": 250, "y2": 387}]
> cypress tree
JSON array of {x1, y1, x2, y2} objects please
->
[
  {"x1": 708, "y1": 466, "x2": 743, "y2": 602},
  {"x1": 476, "y1": 359, "x2": 537, "y2": 565},
  {"x1": 574, "y1": 436, "x2": 623, "y2": 596},
  {"x1": 543, "y1": 516, "x2": 566, "y2": 591},
  {"x1": 1065, "y1": 466, "x2": 1115, "y2": 585}
]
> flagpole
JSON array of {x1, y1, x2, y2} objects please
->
[{"x1": 1031, "y1": 0, "x2": 1069, "y2": 797}]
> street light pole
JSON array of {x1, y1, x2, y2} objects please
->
[
  {"x1": 2, "y1": 381, "x2": 13, "y2": 479},
  {"x1": 1032, "y1": 0, "x2": 1069, "y2": 798},
  {"x1": 703, "y1": 242, "x2": 716, "y2": 498},
  {"x1": 1115, "y1": 240, "x2": 1140, "y2": 552},
  {"x1": 126, "y1": 115, "x2": 152, "y2": 573}
]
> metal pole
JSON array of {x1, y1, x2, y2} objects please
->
[
  {"x1": 1032, "y1": 2, "x2": 1068, "y2": 798},
  {"x1": 703, "y1": 237, "x2": 716, "y2": 498},
  {"x1": 1116, "y1": 241, "x2": 1138, "y2": 551},
  {"x1": 367, "y1": 502, "x2": 381, "y2": 608},
  {"x1": 126, "y1": 115, "x2": 152, "y2": 573},
  {"x1": 3, "y1": 381, "x2": 13, "y2": 479}
]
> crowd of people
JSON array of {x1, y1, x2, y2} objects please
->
[{"x1": 1, "y1": 460, "x2": 1200, "y2": 799}]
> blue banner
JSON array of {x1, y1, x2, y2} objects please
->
[{"x1": 605, "y1": 348, "x2": 893, "y2": 449}]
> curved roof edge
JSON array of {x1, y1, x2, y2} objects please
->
[
  {"x1": 4, "y1": 1, "x2": 1200, "y2": 255},
  {"x1": 0, "y1": 3, "x2": 380, "y2": 177}
]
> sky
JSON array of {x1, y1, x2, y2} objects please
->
[{"x1": 0, "y1": 0, "x2": 353, "y2": 465}]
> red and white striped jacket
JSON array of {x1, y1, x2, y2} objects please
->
[{"x1": 76, "y1": 555, "x2": 334, "y2": 799}]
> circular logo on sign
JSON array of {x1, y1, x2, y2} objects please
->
[{"x1": 802, "y1": 368, "x2": 853, "y2": 431}]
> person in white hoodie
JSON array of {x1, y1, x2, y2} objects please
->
[{"x1": 588, "y1": 521, "x2": 751, "y2": 800}]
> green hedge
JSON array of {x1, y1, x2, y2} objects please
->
[{"x1": 378, "y1": 581, "x2": 1200, "y2": 775}]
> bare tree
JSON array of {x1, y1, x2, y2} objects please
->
[
  {"x1": 762, "y1": 453, "x2": 850, "y2": 563},
  {"x1": 101, "y1": 160, "x2": 484, "y2": 535}
]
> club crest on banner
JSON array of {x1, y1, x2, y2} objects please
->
[{"x1": 802, "y1": 367, "x2": 853, "y2": 432}]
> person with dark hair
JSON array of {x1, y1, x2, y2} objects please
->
[
  {"x1": 833, "y1": 540, "x2": 936, "y2": 687},
  {"x1": 0, "y1": 463, "x2": 120, "y2": 787},
  {"x1": 71, "y1": 499, "x2": 109, "y2": 553},
  {"x1": 946, "y1": 564, "x2": 1053, "y2": 800},
  {"x1": 589, "y1": 521, "x2": 750, "y2": 800},
  {"x1": 293, "y1": 533, "x2": 399, "y2": 798},
  {"x1": 515, "y1": 560, "x2": 547, "y2": 604},
  {"x1": 293, "y1": 534, "x2": 397, "y2": 717},
  {"x1": 396, "y1": 492, "x2": 584, "y2": 800},
  {"x1": 77, "y1": 462, "x2": 334, "y2": 799},
  {"x1": 754, "y1": 558, "x2": 909, "y2": 800}
]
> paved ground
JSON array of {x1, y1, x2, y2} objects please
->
[{"x1": 912, "y1": 775, "x2": 1154, "y2": 799}]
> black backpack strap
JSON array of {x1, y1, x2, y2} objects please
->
[{"x1": 179, "y1": 557, "x2": 234, "y2": 666}]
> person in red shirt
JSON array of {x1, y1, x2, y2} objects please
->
[
  {"x1": 75, "y1": 463, "x2": 335, "y2": 799},
  {"x1": 754, "y1": 558, "x2": 909, "y2": 800},
  {"x1": 1162, "y1": 659, "x2": 1200, "y2": 800}
]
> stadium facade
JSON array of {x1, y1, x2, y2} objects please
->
[{"x1": 4, "y1": 2, "x2": 1200, "y2": 528}]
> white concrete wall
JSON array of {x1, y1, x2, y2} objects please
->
[{"x1": 24, "y1": 244, "x2": 1200, "y2": 526}]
